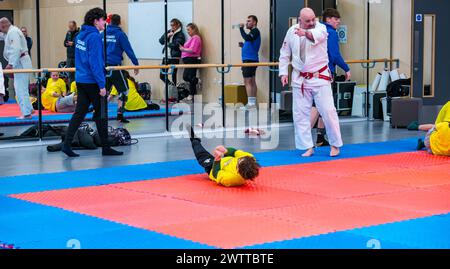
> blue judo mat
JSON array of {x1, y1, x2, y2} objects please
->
[{"x1": 1, "y1": 138, "x2": 449, "y2": 249}]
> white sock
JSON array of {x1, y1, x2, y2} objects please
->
[{"x1": 248, "y1": 97, "x2": 256, "y2": 106}]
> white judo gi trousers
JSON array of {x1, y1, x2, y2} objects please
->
[
  {"x1": 13, "y1": 55, "x2": 33, "y2": 116},
  {"x1": 292, "y1": 70, "x2": 343, "y2": 150}
]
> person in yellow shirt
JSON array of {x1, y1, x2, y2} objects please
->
[
  {"x1": 109, "y1": 71, "x2": 148, "y2": 112},
  {"x1": 187, "y1": 126, "x2": 260, "y2": 187},
  {"x1": 70, "y1": 81, "x2": 77, "y2": 95},
  {"x1": 417, "y1": 101, "x2": 450, "y2": 156},
  {"x1": 42, "y1": 72, "x2": 76, "y2": 113}
]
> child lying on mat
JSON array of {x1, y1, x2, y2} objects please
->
[
  {"x1": 188, "y1": 126, "x2": 260, "y2": 187},
  {"x1": 417, "y1": 101, "x2": 450, "y2": 156}
]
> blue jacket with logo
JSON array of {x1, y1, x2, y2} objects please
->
[
  {"x1": 323, "y1": 22, "x2": 350, "y2": 74},
  {"x1": 75, "y1": 25, "x2": 106, "y2": 88},
  {"x1": 106, "y1": 25, "x2": 139, "y2": 66}
]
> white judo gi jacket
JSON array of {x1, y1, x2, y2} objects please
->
[{"x1": 279, "y1": 22, "x2": 343, "y2": 150}]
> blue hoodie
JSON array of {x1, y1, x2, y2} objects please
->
[
  {"x1": 75, "y1": 25, "x2": 106, "y2": 88},
  {"x1": 323, "y1": 22, "x2": 350, "y2": 74},
  {"x1": 106, "y1": 25, "x2": 139, "y2": 66}
]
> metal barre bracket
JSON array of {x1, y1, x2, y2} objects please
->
[
  {"x1": 361, "y1": 62, "x2": 376, "y2": 69},
  {"x1": 160, "y1": 65, "x2": 175, "y2": 75},
  {"x1": 215, "y1": 65, "x2": 232, "y2": 74}
]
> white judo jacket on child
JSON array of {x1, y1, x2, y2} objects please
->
[
  {"x1": 3, "y1": 25, "x2": 33, "y2": 117},
  {"x1": 279, "y1": 22, "x2": 343, "y2": 150}
]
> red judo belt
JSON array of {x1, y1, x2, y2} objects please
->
[{"x1": 299, "y1": 65, "x2": 332, "y2": 95}]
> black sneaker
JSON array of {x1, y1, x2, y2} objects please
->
[
  {"x1": 117, "y1": 114, "x2": 130, "y2": 123},
  {"x1": 417, "y1": 139, "x2": 425, "y2": 150},
  {"x1": 315, "y1": 135, "x2": 330, "y2": 147}
]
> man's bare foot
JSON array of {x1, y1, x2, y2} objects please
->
[
  {"x1": 302, "y1": 148, "x2": 314, "y2": 157},
  {"x1": 330, "y1": 146, "x2": 340, "y2": 157}
]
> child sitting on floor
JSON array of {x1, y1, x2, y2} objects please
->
[
  {"x1": 42, "y1": 72, "x2": 76, "y2": 113},
  {"x1": 188, "y1": 126, "x2": 260, "y2": 187},
  {"x1": 417, "y1": 101, "x2": 450, "y2": 156}
]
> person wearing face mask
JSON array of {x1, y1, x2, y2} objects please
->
[
  {"x1": 62, "y1": 8, "x2": 123, "y2": 158},
  {"x1": 279, "y1": 8, "x2": 343, "y2": 158},
  {"x1": 159, "y1": 18, "x2": 185, "y2": 86}
]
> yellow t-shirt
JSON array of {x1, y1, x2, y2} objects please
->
[
  {"x1": 110, "y1": 79, "x2": 147, "y2": 111},
  {"x1": 209, "y1": 148, "x2": 255, "y2": 187},
  {"x1": 42, "y1": 78, "x2": 67, "y2": 112},
  {"x1": 435, "y1": 101, "x2": 450, "y2": 125},
  {"x1": 430, "y1": 122, "x2": 450, "y2": 156},
  {"x1": 70, "y1": 81, "x2": 77, "y2": 94}
]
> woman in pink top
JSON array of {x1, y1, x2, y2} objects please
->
[{"x1": 180, "y1": 23, "x2": 202, "y2": 102}]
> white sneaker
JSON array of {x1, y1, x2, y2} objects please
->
[
  {"x1": 180, "y1": 95, "x2": 193, "y2": 103},
  {"x1": 240, "y1": 104, "x2": 257, "y2": 111}
]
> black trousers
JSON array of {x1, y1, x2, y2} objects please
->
[
  {"x1": 64, "y1": 83, "x2": 109, "y2": 148},
  {"x1": 182, "y1": 57, "x2": 201, "y2": 96},
  {"x1": 66, "y1": 57, "x2": 75, "y2": 84},
  {"x1": 106, "y1": 68, "x2": 129, "y2": 114},
  {"x1": 191, "y1": 139, "x2": 214, "y2": 175},
  {"x1": 2, "y1": 76, "x2": 9, "y2": 102},
  {"x1": 160, "y1": 58, "x2": 180, "y2": 85}
]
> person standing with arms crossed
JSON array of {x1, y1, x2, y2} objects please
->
[
  {"x1": 62, "y1": 8, "x2": 123, "y2": 158},
  {"x1": 279, "y1": 8, "x2": 343, "y2": 157},
  {"x1": 159, "y1": 18, "x2": 185, "y2": 86},
  {"x1": 238, "y1": 15, "x2": 261, "y2": 110}
]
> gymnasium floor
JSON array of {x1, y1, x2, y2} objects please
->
[{"x1": 1, "y1": 121, "x2": 449, "y2": 249}]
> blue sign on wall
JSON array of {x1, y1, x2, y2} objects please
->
[{"x1": 416, "y1": 14, "x2": 423, "y2": 22}]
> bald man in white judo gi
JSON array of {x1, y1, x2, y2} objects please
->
[
  {"x1": 0, "y1": 17, "x2": 34, "y2": 119},
  {"x1": 279, "y1": 7, "x2": 343, "y2": 157}
]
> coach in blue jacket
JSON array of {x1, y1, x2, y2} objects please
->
[
  {"x1": 105, "y1": 14, "x2": 139, "y2": 123},
  {"x1": 322, "y1": 8, "x2": 351, "y2": 80},
  {"x1": 312, "y1": 8, "x2": 352, "y2": 147},
  {"x1": 62, "y1": 8, "x2": 123, "y2": 158}
]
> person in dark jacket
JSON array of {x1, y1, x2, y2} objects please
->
[
  {"x1": 20, "y1": 27, "x2": 33, "y2": 57},
  {"x1": 105, "y1": 14, "x2": 139, "y2": 123},
  {"x1": 64, "y1": 21, "x2": 80, "y2": 83},
  {"x1": 62, "y1": 7, "x2": 123, "y2": 158},
  {"x1": 311, "y1": 8, "x2": 352, "y2": 147},
  {"x1": 159, "y1": 18, "x2": 185, "y2": 86}
]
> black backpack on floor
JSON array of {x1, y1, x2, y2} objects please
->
[{"x1": 107, "y1": 126, "x2": 138, "y2": 146}]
